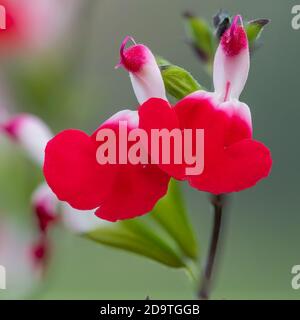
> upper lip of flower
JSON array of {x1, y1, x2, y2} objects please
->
[
  {"x1": 116, "y1": 35, "x2": 150, "y2": 73},
  {"x1": 221, "y1": 14, "x2": 248, "y2": 57},
  {"x1": 116, "y1": 35, "x2": 136, "y2": 69},
  {"x1": 213, "y1": 14, "x2": 250, "y2": 102}
]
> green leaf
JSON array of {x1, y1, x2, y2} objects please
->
[
  {"x1": 85, "y1": 221, "x2": 186, "y2": 268},
  {"x1": 184, "y1": 14, "x2": 216, "y2": 62},
  {"x1": 152, "y1": 179, "x2": 198, "y2": 260},
  {"x1": 85, "y1": 181, "x2": 198, "y2": 268},
  {"x1": 246, "y1": 19, "x2": 270, "y2": 47},
  {"x1": 156, "y1": 56, "x2": 171, "y2": 68},
  {"x1": 157, "y1": 57, "x2": 202, "y2": 100}
]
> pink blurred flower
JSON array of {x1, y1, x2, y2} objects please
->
[
  {"x1": 0, "y1": 0, "x2": 79, "y2": 54},
  {"x1": 0, "y1": 218, "x2": 48, "y2": 298},
  {"x1": 1, "y1": 113, "x2": 105, "y2": 233}
]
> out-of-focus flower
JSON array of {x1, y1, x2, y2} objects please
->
[
  {"x1": 0, "y1": 218, "x2": 48, "y2": 299},
  {"x1": 1, "y1": 114, "x2": 52, "y2": 165},
  {"x1": 31, "y1": 183, "x2": 58, "y2": 234},
  {"x1": 32, "y1": 183, "x2": 103, "y2": 234},
  {"x1": 138, "y1": 16, "x2": 272, "y2": 194},
  {"x1": 61, "y1": 204, "x2": 106, "y2": 234},
  {"x1": 1, "y1": 112, "x2": 112, "y2": 231},
  {"x1": 0, "y1": 0, "x2": 79, "y2": 54},
  {"x1": 43, "y1": 37, "x2": 171, "y2": 222}
]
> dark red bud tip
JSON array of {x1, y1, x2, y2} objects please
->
[
  {"x1": 35, "y1": 203, "x2": 57, "y2": 233},
  {"x1": 31, "y1": 237, "x2": 49, "y2": 270},
  {"x1": 1, "y1": 117, "x2": 21, "y2": 140},
  {"x1": 117, "y1": 36, "x2": 148, "y2": 72},
  {"x1": 221, "y1": 15, "x2": 248, "y2": 57}
]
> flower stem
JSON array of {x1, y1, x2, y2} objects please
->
[{"x1": 198, "y1": 194, "x2": 226, "y2": 300}]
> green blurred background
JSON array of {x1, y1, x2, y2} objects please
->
[{"x1": 0, "y1": 0, "x2": 299, "y2": 299}]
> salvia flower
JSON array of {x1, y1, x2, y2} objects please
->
[
  {"x1": 32, "y1": 183, "x2": 106, "y2": 234},
  {"x1": 116, "y1": 36, "x2": 167, "y2": 104},
  {"x1": 0, "y1": 0, "x2": 79, "y2": 54},
  {"x1": 44, "y1": 110, "x2": 170, "y2": 222},
  {"x1": 43, "y1": 38, "x2": 170, "y2": 221},
  {"x1": 1, "y1": 114, "x2": 52, "y2": 165},
  {"x1": 1, "y1": 113, "x2": 110, "y2": 230},
  {"x1": 31, "y1": 183, "x2": 58, "y2": 234},
  {"x1": 138, "y1": 15, "x2": 272, "y2": 194},
  {"x1": 0, "y1": 218, "x2": 47, "y2": 298}
]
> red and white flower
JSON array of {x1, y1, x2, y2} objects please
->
[
  {"x1": 44, "y1": 111, "x2": 170, "y2": 222},
  {"x1": 31, "y1": 183, "x2": 58, "y2": 234},
  {"x1": 0, "y1": 218, "x2": 47, "y2": 298},
  {"x1": 1, "y1": 113, "x2": 107, "y2": 231},
  {"x1": 2, "y1": 114, "x2": 53, "y2": 165},
  {"x1": 32, "y1": 183, "x2": 104, "y2": 234},
  {"x1": 0, "y1": 0, "x2": 79, "y2": 54},
  {"x1": 116, "y1": 36, "x2": 167, "y2": 104},
  {"x1": 138, "y1": 15, "x2": 272, "y2": 194},
  {"x1": 42, "y1": 37, "x2": 170, "y2": 222}
]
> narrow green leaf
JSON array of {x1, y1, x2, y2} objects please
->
[
  {"x1": 246, "y1": 19, "x2": 270, "y2": 46},
  {"x1": 184, "y1": 14, "x2": 216, "y2": 62},
  {"x1": 85, "y1": 222, "x2": 186, "y2": 268},
  {"x1": 152, "y1": 179, "x2": 198, "y2": 260},
  {"x1": 156, "y1": 57, "x2": 202, "y2": 100}
]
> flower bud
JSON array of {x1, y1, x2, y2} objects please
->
[
  {"x1": 31, "y1": 183, "x2": 58, "y2": 233},
  {"x1": 1, "y1": 114, "x2": 53, "y2": 165},
  {"x1": 0, "y1": 219, "x2": 44, "y2": 298},
  {"x1": 0, "y1": 0, "x2": 80, "y2": 54},
  {"x1": 117, "y1": 36, "x2": 167, "y2": 104},
  {"x1": 213, "y1": 15, "x2": 250, "y2": 101}
]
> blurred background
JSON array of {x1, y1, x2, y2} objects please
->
[{"x1": 0, "y1": 0, "x2": 299, "y2": 299}]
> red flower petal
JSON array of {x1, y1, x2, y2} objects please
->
[
  {"x1": 44, "y1": 129, "x2": 117, "y2": 210},
  {"x1": 175, "y1": 94, "x2": 228, "y2": 163},
  {"x1": 93, "y1": 108, "x2": 170, "y2": 221},
  {"x1": 138, "y1": 98, "x2": 186, "y2": 179},
  {"x1": 44, "y1": 110, "x2": 170, "y2": 222},
  {"x1": 189, "y1": 139, "x2": 272, "y2": 194},
  {"x1": 139, "y1": 93, "x2": 271, "y2": 194},
  {"x1": 175, "y1": 93, "x2": 252, "y2": 162},
  {"x1": 95, "y1": 163, "x2": 170, "y2": 222}
]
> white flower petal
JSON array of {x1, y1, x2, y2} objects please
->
[
  {"x1": 0, "y1": 219, "x2": 40, "y2": 299},
  {"x1": 118, "y1": 37, "x2": 167, "y2": 104},
  {"x1": 213, "y1": 15, "x2": 250, "y2": 101},
  {"x1": 61, "y1": 204, "x2": 108, "y2": 234},
  {"x1": 2, "y1": 114, "x2": 53, "y2": 165}
]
